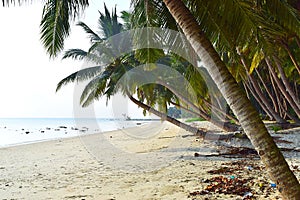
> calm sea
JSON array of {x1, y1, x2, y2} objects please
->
[{"x1": 0, "y1": 118, "x2": 150, "y2": 148}]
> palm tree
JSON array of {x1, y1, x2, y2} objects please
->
[
  {"x1": 130, "y1": 0, "x2": 300, "y2": 125},
  {"x1": 157, "y1": 0, "x2": 300, "y2": 198}
]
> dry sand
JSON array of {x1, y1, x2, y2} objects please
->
[{"x1": 0, "y1": 121, "x2": 299, "y2": 199}]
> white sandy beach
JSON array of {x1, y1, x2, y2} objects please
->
[{"x1": 0, "y1": 121, "x2": 299, "y2": 199}]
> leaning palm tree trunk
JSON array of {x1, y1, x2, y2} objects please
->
[
  {"x1": 273, "y1": 56, "x2": 300, "y2": 109},
  {"x1": 125, "y1": 90, "x2": 205, "y2": 136},
  {"x1": 127, "y1": 92, "x2": 233, "y2": 140},
  {"x1": 170, "y1": 100, "x2": 240, "y2": 130},
  {"x1": 281, "y1": 40, "x2": 300, "y2": 75},
  {"x1": 202, "y1": 99, "x2": 240, "y2": 125},
  {"x1": 248, "y1": 76, "x2": 286, "y2": 122},
  {"x1": 156, "y1": 79, "x2": 238, "y2": 131},
  {"x1": 243, "y1": 79, "x2": 275, "y2": 119},
  {"x1": 238, "y1": 53, "x2": 286, "y2": 123},
  {"x1": 163, "y1": 0, "x2": 300, "y2": 198},
  {"x1": 255, "y1": 68, "x2": 279, "y2": 113},
  {"x1": 266, "y1": 58, "x2": 300, "y2": 118}
]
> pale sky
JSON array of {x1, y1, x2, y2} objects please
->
[{"x1": 0, "y1": 1, "x2": 151, "y2": 119}]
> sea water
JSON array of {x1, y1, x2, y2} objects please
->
[{"x1": 0, "y1": 118, "x2": 150, "y2": 148}]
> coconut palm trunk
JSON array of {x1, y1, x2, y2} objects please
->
[
  {"x1": 266, "y1": 58, "x2": 300, "y2": 118},
  {"x1": 156, "y1": 79, "x2": 238, "y2": 132},
  {"x1": 243, "y1": 79, "x2": 275, "y2": 119},
  {"x1": 255, "y1": 68, "x2": 279, "y2": 113},
  {"x1": 281, "y1": 40, "x2": 300, "y2": 75},
  {"x1": 163, "y1": 0, "x2": 300, "y2": 198},
  {"x1": 127, "y1": 92, "x2": 233, "y2": 140},
  {"x1": 239, "y1": 56, "x2": 286, "y2": 123},
  {"x1": 273, "y1": 56, "x2": 300, "y2": 109}
]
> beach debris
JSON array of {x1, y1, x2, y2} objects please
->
[
  {"x1": 229, "y1": 175, "x2": 235, "y2": 179},
  {"x1": 279, "y1": 147, "x2": 300, "y2": 152},
  {"x1": 194, "y1": 152, "x2": 200, "y2": 157},
  {"x1": 292, "y1": 165, "x2": 300, "y2": 172},
  {"x1": 189, "y1": 159, "x2": 284, "y2": 199},
  {"x1": 270, "y1": 183, "x2": 276, "y2": 188},
  {"x1": 193, "y1": 147, "x2": 259, "y2": 158},
  {"x1": 243, "y1": 192, "x2": 253, "y2": 198},
  {"x1": 63, "y1": 194, "x2": 93, "y2": 199},
  {"x1": 189, "y1": 176, "x2": 252, "y2": 197},
  {"x1": 207, "y1": 166, "x2": 233, "y2": 174},
  {"x1": 273, "y1": 138, "x2": 293, "y2": 144},
  {"x1": 25, "y1": 131, "x2": 30, "y2": 134},
  {"x1": 245, "y1": 166, "x2": 253, "y2": 170},
  {"x1": 225, "y1": 147, "x2": 258, "y2": 158}
]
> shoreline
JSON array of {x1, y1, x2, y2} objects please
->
[
  {"x1": 0, "y1": 121, "x2": 299, "y2": 199},
  {"x1": 0, "y1": 119, "x2": 156, "y2": 149}
]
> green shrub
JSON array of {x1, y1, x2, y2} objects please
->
[
  {"x1": 185, "y1": 117, "x2": 204, "y2": 122},
  {"x1": 270, "y1": 125, "x2": 282, "y2": 133}
]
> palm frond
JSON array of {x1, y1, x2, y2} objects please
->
[
  {"x1": 56, "y1": 65, "x2": 102, "y2": 92},
  {"x1": 39, "y1": 0, "x2": 89, "y2": 57},
  {"x1": 81, "y1": 89, "x2": 97, "y2": 107},
  {"x1": 62, "y1": 48, "x2": 88, "y2": 60},
  {"x1": 80, "y1": 70, "x2": 112, "y2": 104},
  {"x1": 131, "y1": 0, "x2": 178, "y2": 30},
  {"x1": 2, "y1": 0, "x2": 24, "y2": 6},
  {"x1": 98, "y1": 4, "x2": 123, "y2": 39},
  {"x1": 120, "y1": 11, "x2": 132, "y2": 30},
  {"x1": 40, "y1": 0, "x2": 70, "y2": 58},
  {"x1": 77, "y1": 21, "x2": 102, "y2": 43},
  {"x1": 265, "y1": 0, "x2": 300, "y2": 36},
  {"x1": 66, "y1": 0, "x2": 89, "y2": 19}
]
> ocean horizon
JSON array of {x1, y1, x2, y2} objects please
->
[{"x1": 0, "y1": 118, "x2": 156, "y2": 148}]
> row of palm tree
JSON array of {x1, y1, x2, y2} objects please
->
[
  {"x1": 155, "y1": 0, "x2": 300, "y2": 197},
  {"x1": 131, "y1": 0, "x2": 300, "y2": 124},
  {"x1": 57, "y1": 6, "x2": 240, "y2": 134},
  {"x1": 3, "y1": 0, "x2": 300, "y2": 198}
]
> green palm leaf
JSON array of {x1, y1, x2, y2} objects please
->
[
  {"x1": 40, "y1": 0, "x2": 71, "y2": 58},
  {"x1": 62, "y1": 48, "x2": 88, "y2": 60},
  {"x1": 56, "y1": 66, "x2": 102, "y2": 92},
  {"x1": 77, "y1": 21, "x2": 102, "y2": 43},
  {"x1": 265, "y1": 0, "x2": 300, "y2": 36},
  {"x1": 40, "y1": 0, "x2": 89, "y2": 57},
  {"x1": 98, "y1": 4, "x2": 123, "y2": 39},
  {"x1": 80, "y1": 70, "x2": 112, "y2": 105}
]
